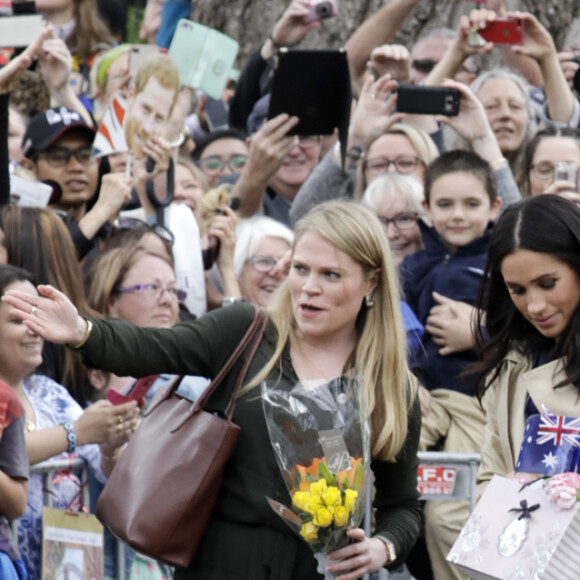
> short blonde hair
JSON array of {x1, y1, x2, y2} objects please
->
[{"x1": 355, "y1": 123, "x2": 440, "y2": 198}]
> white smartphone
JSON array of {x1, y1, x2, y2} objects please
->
[{"x1": 0, "y1": 15, "x2": 45, "y2": 48}]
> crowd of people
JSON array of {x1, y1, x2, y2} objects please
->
[{"x1": 0, "y1": 0, "x2": 580, "y2": 579}]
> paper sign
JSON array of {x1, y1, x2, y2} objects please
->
[{"x1": 417, "y1": 465, "x2": 457, "y2": 495}]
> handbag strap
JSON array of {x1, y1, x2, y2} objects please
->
[
  {"x1": 224, "y1": 308, "x2": 269, "y2": 418},
  {"x1": 145, "y1": 306, "x2": 267, "y2": 418}
]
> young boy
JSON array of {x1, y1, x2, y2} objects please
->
[{"x1": 399, "y1": 149, "x2": 501, "y2": 580}]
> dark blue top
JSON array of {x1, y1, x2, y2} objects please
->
[{"x1": 399, "y1": 220, "x2": 493, "y2": 395}]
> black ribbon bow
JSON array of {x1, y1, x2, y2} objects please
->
[{"x1": 509, "y1": 499, "x2": 540, "y2": 520}]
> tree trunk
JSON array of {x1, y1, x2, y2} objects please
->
[{"x1": 193, "y1": 0, "x2": 580, "y2": 70}]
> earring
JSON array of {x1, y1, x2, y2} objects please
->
[{"x1": 365, "y1": 294, "x2": 375, "y2": 307}]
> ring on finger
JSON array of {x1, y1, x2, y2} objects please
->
[
  {"x1": 117, "y1": 415, "x2": 123, "y2": 426},
  {"x1": 31, "y1": 306, "x2": 38, "y2": 316}
]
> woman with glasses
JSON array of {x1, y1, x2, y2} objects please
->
[
  {"x1": 362, "y1": 173, "x2": 425, "y2": 266},
  {"x1": 192, "y1": 129, "x2": 249, "y2": 188},
  {"x1": 523, "y1": 126, "x2": 580, "y2": 201},
  {"x1": 232, "y1": 216, "x2": 294, "y2": 307},
  {"x1": 85, "y1": 244, "x2": 204, "y2": 578}
]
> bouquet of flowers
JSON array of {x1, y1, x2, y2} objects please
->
[{"x1": 261, "y1": 374, "x2": 370, "y2": 578}]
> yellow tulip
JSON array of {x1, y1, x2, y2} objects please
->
[
  {"x1": 322, "y1": 486, "x2": 342, "y2": 507},
  {"x1": 344, "y1": 489, "x2": 358, "y2": 514},
  {"x1": 300, "y1": 521, "x2": 319, "y2": 542},
  {"x1": 334, "y1": 505, "x2": 349, "y2": 527},
  {"x1": 310, "y1": 478, "x2": 328, "y2": 498},
  {"x1": 292, "y1": 491, "x2": 311, "y2": 512},
  {"x1": 305, "y1": 496, "x2": 324, "y2": 517},
  {"x1": 313, "y1": 507, "x2": 333, "y2": 528}
]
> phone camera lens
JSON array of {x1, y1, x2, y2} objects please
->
[{"x1": 315, "y1": 1, "x2": 332, "y2": 19}]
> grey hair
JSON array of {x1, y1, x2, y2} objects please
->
[
  {"x1": 233, "y1": 216, "x2": 294, "y2": 278},
  {"x1": 362, "y1": 174, "x2": 425, "y2": 215}
]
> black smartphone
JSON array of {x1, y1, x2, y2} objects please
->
[{"x1": 396, "y1": 84, "x2": 460, "y2": 117}]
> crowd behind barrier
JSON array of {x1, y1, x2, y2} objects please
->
[{"x1": 0, "y1": 0, "x2": 579, "y2": 579}]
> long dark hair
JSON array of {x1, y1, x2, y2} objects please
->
[{"x1": 474, "y1": 195, "x2": 580, "y2": 400}]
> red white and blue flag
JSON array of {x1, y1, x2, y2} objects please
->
[{"x1": 516, "y1": 408, "x2": 580, "y2": 475}]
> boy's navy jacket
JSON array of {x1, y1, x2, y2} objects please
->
[{"x1": 399, "y1": 219, "x2": 493, "y2": 395}]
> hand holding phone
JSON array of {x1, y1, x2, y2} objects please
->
[
  {"x1": 396, "y1": 84, "x2": 460, "y2": 117},
  {"x1": 468, "y1": 17, "x2": 523, "y2": 46},
  {"x1": 554, "y1": 162, "x2": 579, "y2": 191}
]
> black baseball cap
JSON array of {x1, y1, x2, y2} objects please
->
[{"x1": 22, "y1": 107, "x2": 96, "y2": 158}]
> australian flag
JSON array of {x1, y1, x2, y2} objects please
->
[{"x1": 516, "y1": 409, "x2": 580, "y2": 475}]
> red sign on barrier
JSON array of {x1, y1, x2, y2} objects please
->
[{"x1": 417, "y1": 465, "x2": 457, "y2": 495}]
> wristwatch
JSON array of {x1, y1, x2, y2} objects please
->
[
  {"x1": 221, "y1": 296, "x2": 245, "y2": 307},
  {"x1": 376, "y1": 535, "x2": 397, "y2": 564}
]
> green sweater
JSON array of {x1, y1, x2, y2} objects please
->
[{"x1": 79, "y1": 303, "x2": 421, "y2": 579}]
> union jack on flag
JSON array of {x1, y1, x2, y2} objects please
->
[
  {"x1": 536, "y1": 413, "x2": 580, "y2": 447},
  {"x1": 516, "y1": 409, "x2": 580, "y2": 475}
]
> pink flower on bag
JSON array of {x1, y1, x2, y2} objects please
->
[{"x1": 545, "y1": 472, "x2": 580, "y2": 510}]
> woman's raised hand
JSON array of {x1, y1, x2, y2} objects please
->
[
  {"x1": 348, "y1": 74, "x2": 403, "y2": 151},
  {"x1": 2, "y1": 284, "x2": 86, "y2": 345}
]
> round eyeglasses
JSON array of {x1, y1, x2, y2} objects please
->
[
  {"x1": 197, "y1": 154, "x2": 248, "y2": 176},
  {"x1": 245, "y1": 255, "x2": 281, "y2": 273}
]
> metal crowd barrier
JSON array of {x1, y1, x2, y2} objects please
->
[
  {"x1": 19, "y1": 453, "x2": 481, "y2": 579},
  {"x1": 417, "y1": 451, "x2": 481, "y2": 513}
]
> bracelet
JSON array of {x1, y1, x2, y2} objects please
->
[
  {"x1": 269, "y1": 34, "x2": 283, "y2": 50},
  {"x1": 69, "y1": 318, "x2": 93, "y2": 350},
  {"x1": 489, "y1": 157, "x2": 507, "y2": 170},
  {"x1": 63, "y1": 423, "x2": 77, "y2": 454},
  {"x1": 221, "y1": 296, "x2": 245, "y2": 307}
]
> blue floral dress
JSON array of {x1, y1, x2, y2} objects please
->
[{"x1": 17, "y1": 375, "x2": 105, "y2": 580}]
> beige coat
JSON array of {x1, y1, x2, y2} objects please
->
[{"x1": 477, "y1": 351, "x2": 580, "y2": 496}]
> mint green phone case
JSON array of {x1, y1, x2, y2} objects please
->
[{"x1": 169, "y1": 19, "x2": 239, "y2": 100}]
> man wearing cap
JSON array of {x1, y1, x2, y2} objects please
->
[{"x1": 21, "y1": 106, "x2": 132, "y2": 259}]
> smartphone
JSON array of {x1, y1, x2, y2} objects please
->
[
  {"x1": 396, "y1": 84, "x2": 460, "y2": 117},
  {"x1": 304, "y1": 0, "x2": 338, "y2": 24},
  {"x1": 0, "y1": 14, "x2": 45, "y2": 48},
  {"x1": 474, "y1": 18, "x2": 523, "y2": 45},
  {"x1": 169, "y1": 19, "x2": 239, "y2": 100},
  {"x1": 205, "y1": 97, "x2": 229, "y2": 131},
  {"x1": 554, "y1": 162, "x2": 579, "y2": 190},
  {"x1": 128, "y1": 44, "x2": 166, "y2": 77}
]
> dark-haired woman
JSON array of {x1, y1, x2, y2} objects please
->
[{"x1": 473, "y1": 194, "x2": 580, "y2": 489}]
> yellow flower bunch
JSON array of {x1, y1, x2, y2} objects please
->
[{"x1": 292, "y1": 457, "x2": 362, "y2": 543}]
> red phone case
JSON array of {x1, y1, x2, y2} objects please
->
[{"x1": 477, "y1": 19, "x2": 523, "y2": 45}]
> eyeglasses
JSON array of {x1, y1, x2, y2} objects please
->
[
  {"x1": 113, "y1": 217, "x2": 175, "y2": 246},
  {"x1": 197, "y1": 154, "x2": 248, "y2": 176},
  {"x1": 529, "y1": 161, "x2": 579, "y2": 181},
  {"x1": 364, "y1": 155, "x2": 424, "y2": 176},
  {"x1": 377, "y1": 212, "x2": 419, "y2": 230},
  {"x1": 291, "y1": 135, "x2": 321, "y2": 149},
  {"x1": 36, "y1": 146, "x2": 95, "y2": 168},
  {"x1": 117, "y1": 283, "x2": 187, "y2": 302},
  {"x1": 245, "y1": 255, "x2": 281, "y2": 273}
]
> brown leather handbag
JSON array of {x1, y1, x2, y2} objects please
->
[{"x1": 95, "y1": 306, "x2": 268, "y2": 567}]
